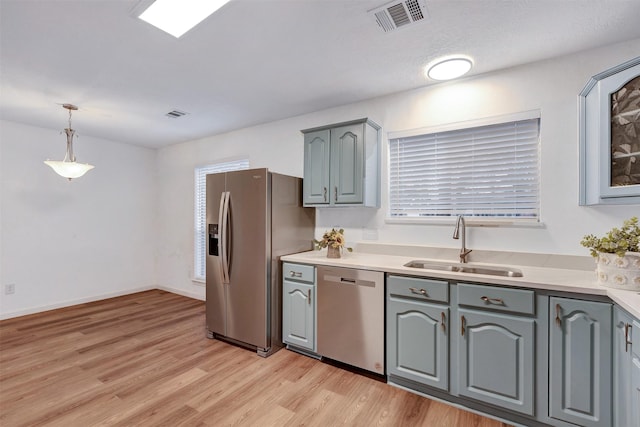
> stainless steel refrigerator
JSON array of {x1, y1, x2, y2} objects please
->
[{"x1": 205, "y1": 168, "x2": 315, "y2": 356}]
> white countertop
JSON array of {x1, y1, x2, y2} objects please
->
[{"x1": 281, "y1": 247, "x2": 640, "y2": 319}]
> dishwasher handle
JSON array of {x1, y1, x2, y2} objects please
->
[{"x1": 323, "y1": 274, "x2": 375, "y2": 287}]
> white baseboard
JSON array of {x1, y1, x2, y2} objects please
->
[
  {"x1": 157, "y1": 285, "x2": 205, "y2": 301},
  {"x1": 0, "y1": 285, "x2": 204, "y2": 320}
]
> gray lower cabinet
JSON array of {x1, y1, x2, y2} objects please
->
[
  {"x1": 384, "y1": 274, "x2": 631, "y2": 427},
  {"x1": 549, "y1": 297, "x2": 612, "y2": 427},
  {"x1": 282, "y1": 263, "x2": 316, "y2": 352},
  {"x1": 457, "y1": 283, "x2": 536, "y2": 416},
  {"x1": 632, "y1": 338, "x2": 640, "y2": 427},
  {"x1": 615, "y1": 306, "x2": 640, "y2": 427},
  {"x1": 387, "y1": 275, "x2": 449, "y2": 390},
  {"x1": 302, "y1": 118, "x2": 381, "y2": 207},
  {"x1": 614, "y1": 306, "x2": 634, "y2": 427}
]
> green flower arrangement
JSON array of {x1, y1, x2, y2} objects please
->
[
  {"x1": 580, "y1": 216, "x2": 640, "y2": 258},
  {"x1": 314, "y1": 228, "x2": 353, "y2": 252}
]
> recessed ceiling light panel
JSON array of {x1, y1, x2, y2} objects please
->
[
  {"x1": 138, "y1": 0, "x2": 232, "y2": 38},
  {"x1": 426, "y1": 57, "x2": 473, "y2": 81}
]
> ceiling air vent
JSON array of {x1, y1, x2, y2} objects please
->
[
  {"x1": 369, "y1": 0, "x2": 427, "y2": 33},
  {"x1": 166, "y1": 109, "x2": 188, "y2": 118}
]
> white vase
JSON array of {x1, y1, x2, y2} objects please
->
[
  {"x1": 595, "y1": 252, "x2": 640, "y2": 291},
  {"x1": 327, "y1": 246, "x2": 341, "y2": 259}
]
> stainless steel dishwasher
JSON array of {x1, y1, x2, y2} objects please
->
[{"x1": 316, "y1": 265, "x2": 384, "y2": 375}]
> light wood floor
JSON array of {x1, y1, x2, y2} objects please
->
[{"x1": 0, "y1": 290, "x2": 511, "y2": 426}]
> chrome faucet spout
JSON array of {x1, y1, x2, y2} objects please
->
[{"x1": 453, "y1": 215, "x2": 472, "y2": 263}]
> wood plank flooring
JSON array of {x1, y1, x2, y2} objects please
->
[{"x1": 0, "y1": 290, "x2": 511, "y2": 426}]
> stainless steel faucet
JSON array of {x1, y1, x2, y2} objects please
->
[{"x1": 453, "y1": 215, "x2": 472, "y2": 263}]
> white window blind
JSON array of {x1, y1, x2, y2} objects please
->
[
  {"x1": 389, "y1": 118, "x2": 540, "y2": 220},
  {"x1": 194, "y1": 159, "x2": 249, "y2": 281}
]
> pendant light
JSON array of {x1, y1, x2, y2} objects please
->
[{"x1": 44, "y1": 104, "x2": 94, "y2": 180}]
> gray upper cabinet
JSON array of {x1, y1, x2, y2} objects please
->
[
  {"x1": 549, "y1": 297, "x2": 612, "y2": 427},
  {"x1": 303, "y1": 129, "x2": 330, "y2": 205},
  {"x1": 302, "y1": 118, "x2": 380, "y2": 207}
]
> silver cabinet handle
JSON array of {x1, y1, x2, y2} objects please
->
[
  {"x1": 480, "y1": 296, "x2": 504, "y2": 305},
  {"x1": 409, "y1": 287, "x2": 429, "y2": 297},
  {"x1": 441, "y1": 312, "x2": 446, "y2": 333},
  {"x1": 625, "y1": 322, "x2": 632, "y2": 353},
  {"x1": 555, "y1": 304, "x2": 562, "y2": 327},
  {"x1": 461, "y1": 315, "x2": 466, "y2": 336},
  {"x1": 334, "y1": 186, "x2": 338, "y2": 202},
  {"x1": 323, "y1": 187, "x2": 327, "y2": 202},
  {"x1": 289, "y1": 271, "x2": 302, "y2": 278},
  {"x1": 308, "y1": 289, "x2": 311, "y2": 306}
]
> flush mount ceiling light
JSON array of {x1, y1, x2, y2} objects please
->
[
  {"x1": 138, "y1": 0, "x2": 232, "y2": 38},
  {"x1": 426, "y1": 57, "x2": 473, "y2": 81},
  {"x1": 44, "y1": 104, "x2": 94, "y2": 181}
]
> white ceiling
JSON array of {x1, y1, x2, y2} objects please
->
[{"x1": 1, "y1": 0, "x2": 640, "y2": 149}]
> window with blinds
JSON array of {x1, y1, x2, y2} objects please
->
[
  {"x1": 194, "y1": 159, "x2": 249, "y2": 281},
  {"x1": 388, "y1": 117, "x2": 540, "y2": 220}
]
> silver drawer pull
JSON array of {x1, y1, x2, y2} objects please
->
[
  {"x1": 409, "y1": 287, "x2": 429, "y2": 297},
  {"x1": 289, "y1": 271, "x2": 302, "y2": 278},
  {"x1": 481, "y1": 296, "x2": 504, "y2": 305}
]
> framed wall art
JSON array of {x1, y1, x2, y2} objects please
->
[{"x1": 579, "y1": 56, "x2": 640, "y2": 205}]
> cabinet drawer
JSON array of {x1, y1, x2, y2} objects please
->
[
  {"x1": 283, "y1": 263, "x2": 315, "y2": 284},
  {"x1": 387, "y1": 275, "x2": 449, "y2": 304},
  {"x1": 457, "y1": 283, "x2": 534, "y2": 315}
]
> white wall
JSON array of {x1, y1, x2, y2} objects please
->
[
  {"x1": 156, "y1": 39, "x2": 640, "y2": 300},
  {"x1": 0, "y1": 120, "x2": 157, "y2": 318},
  {"x1": 3, "y1": 40, "x2": 637, "y2": 313}
]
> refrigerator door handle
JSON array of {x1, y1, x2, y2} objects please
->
[
  {"x1": 224, "y1": 191, "x2": 232, "y2": 283},
  {"x1": 222, "y1": 191, "x2": 231, "y2": 284},
  {"x1": 220, "y1": 191, "x2": 231, "y2": 284}
]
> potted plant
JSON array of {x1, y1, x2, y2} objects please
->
[
  {"x1": 581, "y1": 216, "x2": 640, "y2": 290},
  {"x1": 314, "y1": 228, "x2": 353, "y2": 259}
]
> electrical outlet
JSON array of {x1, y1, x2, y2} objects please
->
[{"x1": 5, "y1": 284, "x2": 15, "y2": 295}]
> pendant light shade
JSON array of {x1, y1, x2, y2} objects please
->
[{"x1": 44, "y1": 104, "x2": 94, "y2": 180}]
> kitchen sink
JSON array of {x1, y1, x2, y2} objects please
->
[{"x1": 403, "y1": 260, "x2": 523, "y2": 277}]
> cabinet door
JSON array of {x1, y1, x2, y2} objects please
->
[
  {"x1": 330, "y1": 124, "x2": 364, "y2": 204},
  {"x1": 387, "y1": 298, "x2": 449, "y2": 390},
  {"x1": 549, "y1": 297, "x2": 612, "y2": 427},
  {"x1": 458, "y1": 309, "x2": 535, "y2": 415},
  {"x1": 303, "y1": 129, "x2": 330, "y2": 205},
  {"x1": 282, "y1": 280, "x2": 315, "y2": 351},
  {"x1": 632, "y1": 353, "x2": 640, "y2": 427},
  {"x1": 614, "y1": 307, "x2": 633, "y2": 427},
  {"x1": 632, "y1": 319, "x2": 640, "y2": 427}
]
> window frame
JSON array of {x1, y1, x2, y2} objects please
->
[
  {"x1": 386, "y1": 111, "x2": 541, "y2": 225},
  {"x1": 193, "y1": 158, "x2": 249, "y2": 282}
]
